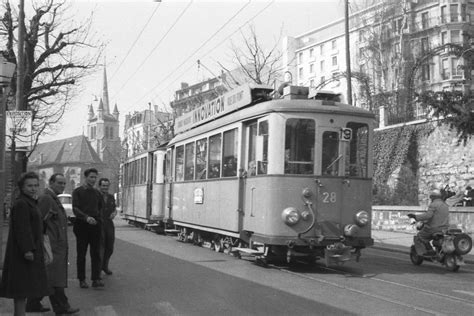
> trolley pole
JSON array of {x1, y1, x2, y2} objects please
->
[{"x1": 345, "y1": 0, "x2": 353, "y2": 105}]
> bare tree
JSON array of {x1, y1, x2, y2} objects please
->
[
  {"x1": 1, "y1": 0, "x2": 104, "y2": 154},
  {"x1": 221, "y1": 25, "x2": 282, "y2": 86}
]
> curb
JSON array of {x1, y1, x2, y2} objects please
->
[{"x1": 372, "y1": 243, "x2": 474, "y2": 264}]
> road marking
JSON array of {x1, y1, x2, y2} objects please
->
[
  {"x1": 94, "y1": 305, "x2": 118, "y2": 316},
  {"x1": 154, "y1": 301, "x2": 181, "y2": 315},
  {"x1": 453, "y1": 290, "x2": 474, "y2": 296}
]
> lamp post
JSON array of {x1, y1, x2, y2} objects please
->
[{"x1": 0, "y1": 55, "x2": 16, "y2": 268}]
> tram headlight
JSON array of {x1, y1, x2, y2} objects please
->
[
  {"x1": 354, "y1": 210, "x2": 369, "y2": 227},
  {"x1": 344, "y1": 224, "x2": 359, "y2": 237},
  {"x1": 281, "y1": 207, "x2": 300, "y2": 226}
]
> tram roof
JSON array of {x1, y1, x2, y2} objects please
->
[{"x1": 169, "y1": 97, "x2": 375, "y2": 145}]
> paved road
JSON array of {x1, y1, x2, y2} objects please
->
[{"x1": 1, "y1": 219, "x2": 473, "y2": 315}]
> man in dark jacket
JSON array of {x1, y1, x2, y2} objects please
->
[
  {"x1": 408, "y1": 189, "x2": 449, "y2": 255},
  {"x1": 98, "y1": 178, "x2": 117, "y2": 275},
  {"x1": 72, "y1": 168, "x2": 104, "y2": 288},
  {"x1": 26, "y1": 173, "x2": 80, "y2": 314}
]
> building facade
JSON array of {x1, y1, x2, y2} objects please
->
[{"x1": 283, "y1": 0, "x2": 474, "y2": 124}]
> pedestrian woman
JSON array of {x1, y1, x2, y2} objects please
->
[{"x1": 0, "y1": 172, "x2": 51, "y2": 316}]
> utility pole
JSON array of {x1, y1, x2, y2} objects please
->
[
  {"x1": 12, "y1": 0, "x2": 26, "y2": 185},
  {"x1": 345, "y1": 0, "x2": 353, "y2": 105}
]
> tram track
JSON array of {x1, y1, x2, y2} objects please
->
[{"x1": 266, "y1": 262, "x2": 474, "y2": 315}]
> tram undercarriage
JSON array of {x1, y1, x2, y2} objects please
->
[{"x1": 174, "y1": 226, "x2": 364, "y2": 267}]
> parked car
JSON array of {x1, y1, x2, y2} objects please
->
[{"x1": 58, "y1": 193, "x2": 75, "y2": 224}]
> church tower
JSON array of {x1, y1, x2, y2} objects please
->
[{"x1": 86, "y1": 64, "x2": 121, "y2": 193}]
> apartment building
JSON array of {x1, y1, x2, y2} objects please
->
[{"x1": 283, "y1": 0, "x2": 474, "y2": 118}]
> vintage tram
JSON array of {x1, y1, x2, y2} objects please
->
[{"x1": 121, "y1": 84, "x2": 375, "y2": 265}]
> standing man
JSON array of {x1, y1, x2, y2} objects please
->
[
  {"x1": 26, "y1": 173, "x2": 80, "y2": 314},
  {"x1": 72, "y1": 168, "x2": 104, "y2": 288},
  {"x1": 98, "y1": 178, "x2": 117, "y2": 275}
]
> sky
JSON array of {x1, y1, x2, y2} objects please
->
[{"x1": 39, "y1": 0, "x2": 346, "y2": 142}]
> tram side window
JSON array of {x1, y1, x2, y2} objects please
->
[
  {"x1": 140, "y1": 157, "x2": 147, "y2": 184},
  {"x1": 175, "y1": 145, "x2": 184, "y2": 181},
  {"x1": 284, "y1": 119, "x2": 315, "y2": 174},
  {"x1": 185, "y1": 142, "x2": 195, "y2": 181},
  {"x1": 345, "y1": 122, "x2": 369, "y2": 177},
  {"x1": 247, "y1": 123, "x2": 257, "y2": 176},
  {"x1": 258, "y1": 121, "x2": 268, "y2": 175},
  {"x1": 322, "y1": 131, "x2": 340, "y2": 176},
  {"x1": 223, "y1": 129, "x2": 238, "y2": 177},
  {"x1": 195, "y1": 138, "x2": 207, "y2": 180},
  {"x1": 208, "y1": 134, "x2": 222, "y2": 178}
]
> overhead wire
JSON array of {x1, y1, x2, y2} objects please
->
[
  {"x1": 137, "y1": 0, "x2": 262, "y2": 105},
  {"x1": 112, "y1": 0, "x2": 194, "y2": 101},
  {"x1": 109, "y1": 1, "x2": 161, "y2": 83}
]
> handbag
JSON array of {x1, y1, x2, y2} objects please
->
[{"x1": 43, "y1": 234, "x2": 53, "y2": 265}]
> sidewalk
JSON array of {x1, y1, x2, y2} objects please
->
[{"x1": 371, "y1": 229, "x2": 474, "y2": 264}]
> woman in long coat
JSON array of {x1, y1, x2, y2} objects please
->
[{"x1": 0, "y1": 172, "x2": 51, "y2": 315}]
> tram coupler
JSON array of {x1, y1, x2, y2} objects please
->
[{"x1": 324, "y1": 243, "x2": 351, "y2": 267}]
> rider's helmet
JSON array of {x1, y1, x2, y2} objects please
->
[{"x1": 429, "y1": 189, "x2": 442, "y2": 199}]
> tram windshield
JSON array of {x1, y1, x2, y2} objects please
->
[
  {"x1": 345, "y1": 122, "x2": 369, "y2": 177},
  {"x1": 284, "y1": 119, "x2": 315, "y2": 174}
]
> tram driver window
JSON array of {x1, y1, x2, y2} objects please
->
[
  {"x1": 223, "y1": 129, "x2": 238, "y2": 177},
  {"x1": 258, "y1": 120, "x2": 268, "y2": 175},
  {"x1": 184, "y1": 142, "x2": 195, "y2": 181},
  {"x1": 195, "y1": 138, "x2": 207, "y2": 180},
  {"x1": 321, "y1": 131, "x2": 340, "y2": 176},
  {"x1": 345, "y1": 122, "x2": 368, "y2": 177},
  {"x1": 175, "y1": 146, "x2": 184, "y2": 181},
  {"x1": 284, "y1": 119, "x2": 315, "y2": 174},
  {"x1": 208, "y1": 134, "x2": 222, "y2": 178}
]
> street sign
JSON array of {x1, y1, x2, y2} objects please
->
[{"x1": 5, "y1": 110, "x2": 32, "y2": 151}]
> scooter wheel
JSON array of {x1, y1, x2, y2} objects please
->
[
  {"x1": 410, "y1": 246, "x2": 423, "y2": 265},
  {"x1": 444, "y1": 254, "x2": 460, "y2": 272},
  {"x1": 453, "y1": 234, "x2": 472, "y2": 255}
]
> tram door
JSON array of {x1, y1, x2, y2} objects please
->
[
  {"x1": 316, "y1": 128, "x2": 344, "y2": 237},
  {"x1": 164, "y1": 148, "x2": 173, "y2": 221}
]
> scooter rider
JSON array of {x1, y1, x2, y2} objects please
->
[{"x1": 407, "y1": 189, "x2": 449, "y2": 255}]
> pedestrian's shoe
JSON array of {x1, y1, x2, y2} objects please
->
[
  {"x1": 79, "y1": 280, "x2": 89, "y2": 288},
  {"x1": 92, "y1": 279, "x2": 105, "y2": 287},
  {"x1": 26, "y1": 305, "x2": 51, "y2": 312},
  {"x1": 103, "y1": 268, "x2": 113, "y2": 275},
  {"x1": 55, "y1": 307, "x2": 80, "y2": 315}
]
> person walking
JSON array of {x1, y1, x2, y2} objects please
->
[
  {"x1": 26, "y1": 173, "x2": 80, "y2": 315},
  {"x1": 98, "y1": 178, "x2": 117, "y2": 275},
  {"x1": 72, "y1": 168, "x2": 104, "y2": 288},
  {"x1": 0, "y1": 172, "x2": 51, "y2": 316}
]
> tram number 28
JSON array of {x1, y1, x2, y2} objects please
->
[{"x1": 322, "y1": 192, "x2": 337, "y2": 203}]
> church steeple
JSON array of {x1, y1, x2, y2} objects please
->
[{"x1": 102, "y1": 61, "x2": 110, "y2": 114}]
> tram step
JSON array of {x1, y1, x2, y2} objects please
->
[
  {"x1": 232, "y1": 247, "x2": 264, "y2": 255},
  {"x1": 164, "y1": 229, "x2": 180, "y2": 235}
]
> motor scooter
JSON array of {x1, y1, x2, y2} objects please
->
[{"x1": 409, "y1": 220, "x2": 472, "y2": 272}]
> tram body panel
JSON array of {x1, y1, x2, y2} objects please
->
[
  {"x1": 171, "y1": 179, "x2": 240, "y2": 233},
  {"x1": 122, "y1": 184, "x2": 148, "y2": 220}
]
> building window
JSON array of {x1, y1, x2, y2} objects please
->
[
  {"x1": 421, "y1": 12, "x2": 429, "y2": 29},
  {"x1": 309, "y1": 48, "x2": 314, "y2": 59},
  {"x1": 110, "y1": 127, "x2": 113, "y2": 139},
  {"x1": 320, "y1": 43, "x2": 324, "y2": 55},
  {"x1": 421, "y1": 63, "x2": 430, "y2": 81},
  {"x1": 320, "y1": 76, "x2": 325, "y2": 84},
  {"x1": 441, "y1": 58, "x2": 450, "y2": 80},
  {"x1": 441, "y1": 31, "x2": 447, "y2": 45},
  {"x1": 461, "y1": 4, "x2": 467, "y2": 21},
  {"x1": 310, "y1": 63, "x2": 314, "y2": 74},
  {"x1": 441, "y1": 5, "x2": 447, "y2": 23},
  {"x1": 359, "y1": 29, "x2": 365, "y2": 41},
  {"x1": 298, "y1": 52, "x2": 303, "y2": 64},
  {"x1": 421, "y1": 37, "x2": 429, "y2": 54},
  {"x1": 450, "y1": 4, "x2": 458, "y2": 22},
  {"x1": 451, "y1": 30, "x2": 461, "y2": 44},
  {"x1": 320, "y1": 60, "x2": 325, "y2": 72},
  {"x1": 452, "y1": 58, "x2": 462, "y2": 77},
  {"x1": 299, "y1": 67, "x2": 303, "y2": 78},
  {"x1": 310, "y1": 79, "x2": 315, "y2": 87},
  {"x1": 332, "y1": 56, "x2": 338, "y2": 67},
  {"x1": 331, "y1": 40, "x2": 337, "y2": 50}
]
